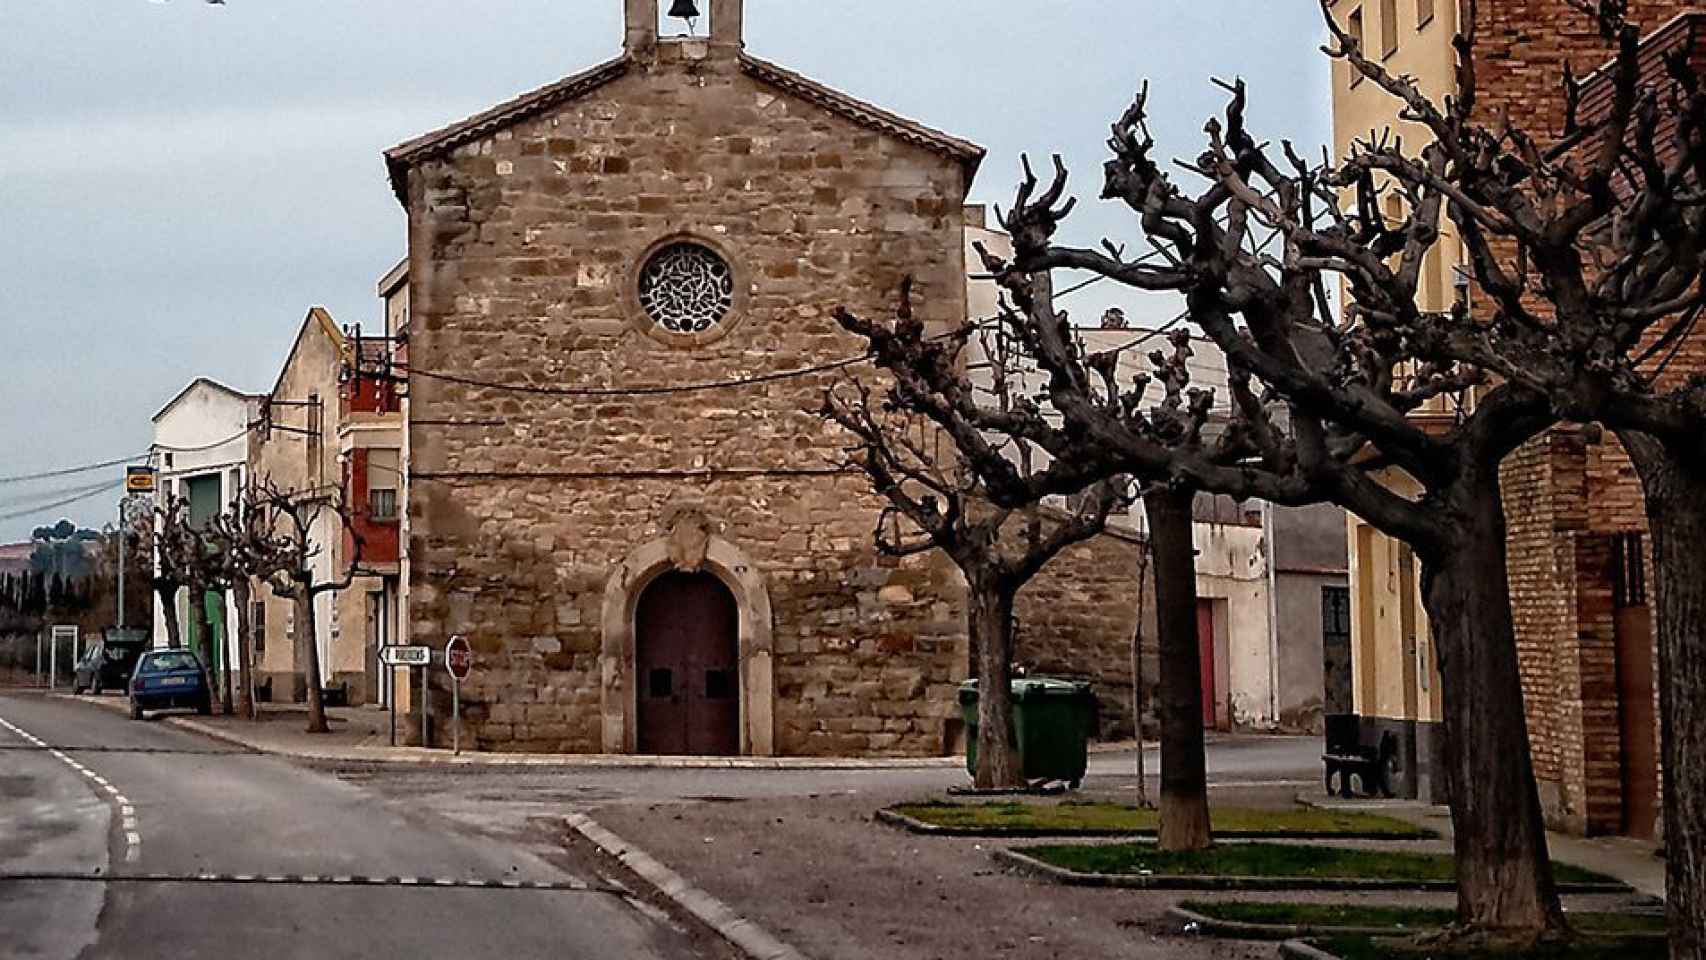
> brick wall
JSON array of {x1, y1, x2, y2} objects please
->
[{"x1": 1474, "y1": 0, "x2": 1701, "y2": 835}]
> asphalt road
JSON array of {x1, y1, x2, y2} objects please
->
[{"x1": 0, "y1": 691, "x2": 706, "y2": 960}]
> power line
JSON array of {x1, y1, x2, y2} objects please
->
[
  {"x1": 0, "y1": 479, "x2": 126, "y2": 523},
  {"x1": 0, "y1": 477, "x2": 128, "y2": 511},
  {"x1": 393, "y1": 271, "x2": 1124, "y2": 401},
  {"x1": 399, "y1": 353, "x2": 873, "y2": 399},
  {"x1": 153, "y1": 430, "x2": 250, "y2": 453},
  {"x1": 0, "y1": 453, "x2": 146, "y2": 486}
]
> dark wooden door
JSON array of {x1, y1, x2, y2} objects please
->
[
  {"x1": 1196, "y1": 599, "x2": 1217, "y2": 729},
  {"x1": 636, "y1": 571, "x2": 740, "y2": 756},
  {"x1": 1616, "y1": 605, "x2": 1658, "y2": 838}
]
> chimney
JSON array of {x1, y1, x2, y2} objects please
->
[{"x1": 624, "y1": 0, "x2": 657, "y2": 57}]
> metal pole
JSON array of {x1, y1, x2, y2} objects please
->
[
  {"x1": 48, "y1": 630, "x2": 56, "y2": 690},
  {"x1": 389, "y1": 665, "x2": 397, "y2": 748},
  {"x1": 117, "y1": 497, "x2": 126, "y2": 630},
  {"x1": 420, "y1": 666, "x2": 429, "y2": 748},
  {"x1": 452, "y1": 674, "x2": 461, "y2": 756},
  {"x1": 35, "y1": 631, "x2": 42, "y2": 685}
]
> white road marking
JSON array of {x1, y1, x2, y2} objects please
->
[{"x1": 1, "y1": 712, "x2": 142, "y2": 868}]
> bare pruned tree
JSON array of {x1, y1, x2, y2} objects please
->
[
  {"x1": 1318, "y1": 3, "x2": 1706, "y2": 951},
  {"x1": 834, "y1": 63, "x2": 1570, "y2": 950},
  {"x1": 824, "y1": 292, "x2": 1130, "y2": 790},
  {"x1": 130, "y1": 497, "x2": 197, "y2": 652},
  {"x1": 251, "y1": 478, "x2": 366, "y2": 735},
  {"x1": 203, "y1": 486, "x2": 296, "y2": 721}
]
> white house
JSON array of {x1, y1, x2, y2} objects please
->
[{"x1": 150, "y1": 377, "x2": 259, "y2": 682}]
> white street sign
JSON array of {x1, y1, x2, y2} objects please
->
[{"x1": 379, "y1": 645, "x2": 431, "y2": 668}]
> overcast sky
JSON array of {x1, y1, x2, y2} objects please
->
[{"x1": 0, "y1": 0, "x2": 1331, "y2": 542}]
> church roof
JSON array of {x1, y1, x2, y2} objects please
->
[{"x1": 383, "y1": 51, "x2": 984, "y2": 203}]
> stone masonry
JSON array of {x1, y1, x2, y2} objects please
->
[{"x1": 384, "y1": 1, "x2": 1154, "y2": 756}]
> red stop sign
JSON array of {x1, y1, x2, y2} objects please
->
[{"x1": 445, "y1": 636, "x2": 473, "y2": 681}]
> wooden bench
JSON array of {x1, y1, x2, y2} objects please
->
[{"x1": 1322, "y1": 714, "x2": 1398, "y2": 798}]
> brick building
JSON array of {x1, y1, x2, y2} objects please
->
[
  {"x1": 1330, "y1": 0, "x2": 1703, "y2": 836},
  {"x1": 379, "y1": 0, "x2": 1157, "y2": 756}
]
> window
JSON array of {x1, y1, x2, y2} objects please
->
[
  {"x1": 164, "y1": 452, "x2": 175, "y2": 469},
  {"x1": 366, "y1": 449, "x2": 401, "y2": 521},
  {"x1": 1380, "y1": 0, "x2": 1399, "y2": 58},
  {"x1": 1417, "y1": 0, "x2": 1434, "y2": 28},
  {"x1": 253, "y1": 600, "x2": 266, "y2": 653},
  {"x1": 369, "y1": 488, "x2": 399, "y2": 522},
  {"x1": 1347, "y1": 7, "x2": 1365, "y2": 86},
  {"x1": 637, "y1": 242, "x2": 734, "y2": 335}
]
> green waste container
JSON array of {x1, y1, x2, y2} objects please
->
[{"x1": 959, "y1": 677, "x2": 1096, "y2": 787}]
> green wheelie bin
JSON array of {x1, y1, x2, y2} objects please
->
[{"x1": 959, "y1": 677, "x2": 1096, "y2": 787}]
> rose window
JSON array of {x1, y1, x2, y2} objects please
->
[{"x1": 637, "y1": 242, "x2": 735, "y2": 335}]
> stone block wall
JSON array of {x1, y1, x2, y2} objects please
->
[
  {"x1": 1014, "y1": 525, "x2": 1156, "y2": 741},
  {"x1": 398, "y1": 42, "x2": 977, "y2": 755}
]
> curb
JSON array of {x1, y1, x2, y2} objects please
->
[
  {"x1": 565, "y1": 813, "x2": 808, "y2": 960},
  {"x1": 51, "y1": 695, "x2": 960, "y2": 771},
  {"x1": 1279, "y1": 940, "x2": 1343, "y2": 960},
  {"x1": 992, "y1": 849, "x2": 1631, "y2": 894},
  {"x1": 1164, "y1": 905, "x2": 1432, "y2": 942},
  {"x1": 877, "y1": 808, "x2": 1436, "y2": 841}
]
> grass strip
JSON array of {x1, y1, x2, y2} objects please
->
[
  {"x1": 890, "y1": 801, "x2": 1431, "y2": 837},
  {"x1": 1182, "y1": 901, "x2": 1663, "y2": 936},
  {"x1": 1022, "y1": 842, "x2": 1618, "y2": 886},
  {"x1": 1309, "y1": 934, "x2": 1667, "y2": 960}
]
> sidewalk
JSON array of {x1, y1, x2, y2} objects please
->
[
  {"x1": 1307, "y1": 795, "x2": 1667, "y2": 901},
  {"x1": 52, "y1": 693, "x2": 963, "y2": 770}
]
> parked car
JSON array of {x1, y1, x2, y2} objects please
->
[
  {"x1": 128, "y1": 649, "x2": 212, "y2": 720},
  {"x1": 70, "y1": 636, "x2": 147, "y2": 695}
]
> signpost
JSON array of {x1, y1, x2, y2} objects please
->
[
  {"x1": 49, "y1": 625, "x2": 78, "y2": 689},
  {"x1": 445, "y1": 636, "x2": 472, "y2": 756},
  {"x1": 379, "y1": 645, "x2": 431, "y2": 747},
  {"x1": 124, "y1": 467, "x2": 157, "y2": 494}
]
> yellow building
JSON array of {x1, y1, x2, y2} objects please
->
[{"x1": 1329, "y1": 0, "x2": 1459, "y2": 800}]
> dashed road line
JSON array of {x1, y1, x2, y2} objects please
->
[
  {"x1": 0, "y1": 715, "x2": 141, "y2": 865},
  {"x1": 0, "y1": 872, "x2": 603, "y2": 892}
]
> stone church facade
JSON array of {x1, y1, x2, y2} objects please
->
[{"x1": 383, "y1": 0, "x2": 1155, "y2": 756}]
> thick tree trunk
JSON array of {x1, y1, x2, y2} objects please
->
[
  {"x1": 297, "y1": 588, "x2": 328, "y2": 735},
  {"x1": 1622, "y1": 432, "x2": 1706, "y2": 960},
  {"x1": 189, "y1": 580, "x2": 216, "y2": 694},
  {"x1": 1421, "y1": 478, "x2": 1564, "y2": 938},
  {"x1": 231, "y1": 579, "x2": 255, "y2": 722},
  {"x1": 1145, "y1": 486, "x2": 1211, "y2": 852},
  {"x1": 156, "y1": 584, "x2": 182, "y2": 649},
  {"x1": 969, "y1": 574, "x2": 1024, "y2": 790},
  {"x1": 1132, "y1": 543, "x2": 1153, "y2": 809}
]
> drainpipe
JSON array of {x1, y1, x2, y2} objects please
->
[{"x1": 1262, "y1": 502, "x2": 1281, "y2": 728}]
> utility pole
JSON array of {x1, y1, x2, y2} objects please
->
[{"x1": 117, "y1": 496, "x2": 127, "y2": 629}]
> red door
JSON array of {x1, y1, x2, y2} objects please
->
[
  {"x1": 636, "y1": 571, "x2": 740, "y2": 756},
  {"x1": 1196, "y1": 599, "x2": 1217, "y2": 729}
]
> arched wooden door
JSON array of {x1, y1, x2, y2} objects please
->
[{"x1": 635, "y1": 570, "x2": 740, "y2": 756}]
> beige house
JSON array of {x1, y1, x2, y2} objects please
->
[{"x1": 249, "y1": 307, "x2": 404, "y2": 706}]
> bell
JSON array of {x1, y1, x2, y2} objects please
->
[{"x1": 667, "y1": 0, "x2": 701, "y2": 20}]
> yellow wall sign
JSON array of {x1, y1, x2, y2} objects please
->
[{"x1": 125, "y1": 467, "x2": 157, "y2": 493}]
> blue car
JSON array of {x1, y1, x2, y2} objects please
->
[{"x1": 128, "y1": 650, "x2": 213, "y2": 720}]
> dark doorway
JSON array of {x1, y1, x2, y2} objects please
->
[
  {"x1": 1612, "y1": 534, "x2": 1659, "y2": 839},
  {"x1": 1321, "y1": 585, "x2": 1353, "y2": 716},
  {"x1": 636, "y1": 570, "x2": 740, "y2": 756}
]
